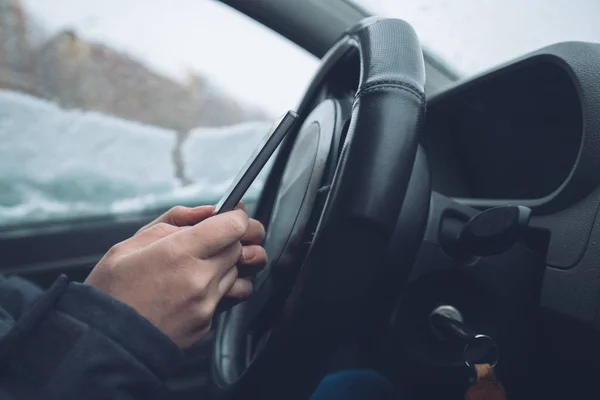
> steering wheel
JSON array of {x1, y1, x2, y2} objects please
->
[{"x1": 212, "y1": 18, "x2": 429, "y2": 400}]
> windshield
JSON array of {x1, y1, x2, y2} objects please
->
[
  {"x1": 359, "y1": 0, "x2": 600, "y2": 77},
  {"x1": 0, "y1": 0, "x2": 318, "y2": 228}
]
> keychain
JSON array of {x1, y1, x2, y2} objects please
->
[
  {"x1": 429, "y1": 307, "x2": 507, "y2": 399},
  {"x1": 464, "y1": 335, "x2": 506, "y2": 400},
  {"x1": 466, "y1": 364, "x2": 506, "y2": 400}
]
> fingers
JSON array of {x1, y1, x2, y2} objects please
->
[
  {"x1": 225, "y1": 278, "x2": 253, "y2": 299},
  {"x1": 122, "y1": 222, "x2": 182, "y2": 252},
  {"x1": 235, "y1": 202, "x2": 248, "y2": 213},
  {"x1": 241, "y1": 219, "x2": 266, "y2": 245},
  {"x1": 208, "y1": 241, "x2": 243, "y2": 278},
  {"x1": 234, "y1": 202, "x2": 266, "y2": 245},
  {"x1": 216, "y1": 278, "x2": 254, "y2": 314},
  {"x1": 138, "y1": 205, "x2": 215, "y2": 233},
  {"x1": 213, "y1": 244, "x2": 265, "y2": 302},
  {"x1": 240, "y1": 244, "x2": 268, "y2": 265},
  {"x1": 218, "y1": 267, "x2": 239, "y2": 295},
  {"x1": 171, "y1": 209, "x2": 249, "y2": 259}
]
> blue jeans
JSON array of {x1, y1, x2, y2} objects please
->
[{"x1": 310, "y1": 370, "x2": 400, "y2": 400}]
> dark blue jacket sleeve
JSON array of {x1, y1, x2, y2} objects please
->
[{"x1": 0, "y1": 276, "x2": 184, "y2": 400}]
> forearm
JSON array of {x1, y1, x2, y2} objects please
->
[{"x1": 0, "y1": 276, "x2": 183, "y2": 400}]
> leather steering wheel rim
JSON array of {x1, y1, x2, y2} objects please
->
[{"x1": 213, "y1": 17, "x2": 427, "y2": 400}]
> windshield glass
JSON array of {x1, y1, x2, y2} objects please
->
[
  {"x1": 0, "y1": 0, "x2": 318, "y2": 228},
  {"x1": 359, "y1": 0, "x2": 600, "y2": 77}
]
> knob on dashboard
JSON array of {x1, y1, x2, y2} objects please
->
[{"x1": 441, "y1": 205, "x2": 532, "y2": 259}]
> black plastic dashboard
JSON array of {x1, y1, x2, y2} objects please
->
[
  {"x1": 423, "y1": 55, "x2": 582, "y2": 202},
  {"x1": 387, "y1": 41, "x2": 600, "y2": 397},
  {"x1": 420, "y1": 41, "x2": 600, "y2": 325},
  {"x1": 316, "y1": 39, "x2": 600, "y2": 338},
  {"x1": 424, "y1": 42, "x2": 600, "y2": 215}
]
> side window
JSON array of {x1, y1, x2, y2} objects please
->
[{"x1": 0, "y1": 0, "x2": 319, "y2": 228}]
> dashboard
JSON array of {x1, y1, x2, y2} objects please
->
[
  {"x1": 375, "y1": 41, "x2": 600, "y2": 397},
  {"x1": 417, "y1": 41, "x2": 600, "y2": 273},
  {"x1": 410, "y1": 41, "x2": 600, "y2": 321},
  {"x1": 424, "y1": 56, "x2": 582, "y2": 201}
]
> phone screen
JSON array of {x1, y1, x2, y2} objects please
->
[{"x1": 215, "y1": 110, "x2": 298, "y2": 214}]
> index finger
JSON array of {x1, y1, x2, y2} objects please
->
[
  {"x1": 169, "y1": 209, "x2": 249, "y2": 259},
  {"x1": 235, "y1": 202, "x2": 247, "y2": 213},
  {"x1": 138, "y1": 205, "x2": 215, "y2": 233}
]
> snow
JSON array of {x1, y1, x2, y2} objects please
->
[
  {"x1": 0, "y1": 90, "x2": 269, "y2": 227},
  {"x1": 183, "y1": 121, "x2": 274, "y2": 203}
]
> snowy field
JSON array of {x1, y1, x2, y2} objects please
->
[{"x1": 0, "y1": 90, "x2": 270, "y2": 227}]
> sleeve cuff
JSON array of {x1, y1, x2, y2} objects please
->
[{"x1": 55, "y1": 281, "x2": 184, "y2": 379}]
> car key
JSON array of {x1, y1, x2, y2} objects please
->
[
  {"x1": 429, "y1": 307, "x2": 506, "y2": 399},
  {"x1": 429, "y1": 312, "x2": 499, "y2": 367}
]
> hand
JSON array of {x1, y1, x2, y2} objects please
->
[
  {"x1": 85, "y1": 208, "x2": 265, "y2": 349},
  {"x1": 137, "y1": 204, "x2": 267, "y2": 298}
]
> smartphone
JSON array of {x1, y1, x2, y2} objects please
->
[{"x1": 215, "y1": 110, "x2": 299, "y2": 214}]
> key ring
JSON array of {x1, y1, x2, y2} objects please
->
[{"x1": 464, "y1": 334, "x2": 499, "y2": 368}]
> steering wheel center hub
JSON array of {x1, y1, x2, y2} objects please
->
[{"x1": 263, "y1": 100, "x2": 337, "y2": 278}]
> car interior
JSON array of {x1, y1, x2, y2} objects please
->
[{"x1": 2, "y1": 1, "x2": 600, "y2": 399}]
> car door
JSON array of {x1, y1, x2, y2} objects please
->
[{"x1": 0, "y1": 0, "x2": 318, "y2": 397}]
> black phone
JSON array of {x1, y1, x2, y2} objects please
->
[{"x1": 215, "y1": 110, "x2": 299, "y2": 214}]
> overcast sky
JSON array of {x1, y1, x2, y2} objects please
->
[
  {"x1": 22, "y1": 0, "x2": 600, "y2": 116},
  {"x1": 361, "y1": 0, "x2": 600, "y2": 75}
]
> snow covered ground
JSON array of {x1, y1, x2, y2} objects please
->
[
  {"x1": 183, "y1": 121, "x2": 274, "y2": 206},
  {"x1": 0, "y1": 90, "x2": 270, "y2": 227}
]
